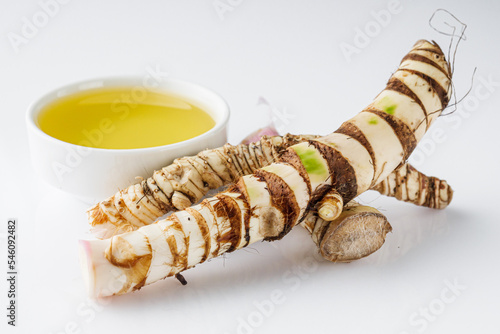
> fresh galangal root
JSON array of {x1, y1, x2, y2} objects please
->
[
  {"x1": 80, "y1": 39, "x2": 453, "y2": 297},
  {"x1": 85, "y1": 135, "x2": 452, "y2": 265},
  {"x1": 88, "y1": 135, "x2": 452, "y2": 239}
]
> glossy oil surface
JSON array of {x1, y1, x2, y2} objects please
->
[{"x1": 38, "y1": 87, "x2": 215, "y2": 149}]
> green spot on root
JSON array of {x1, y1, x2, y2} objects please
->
[
  {"x1": 292, "y1": 144, "x2": 327, "y2": 176},
  {"x1": 378, "y1": 96, "x2": 397, "y2": 115},
  {"x1": 384, "y1": 104, "x2": 396, "y2": 115},
  {"x1": 369, "y1": 117, "x2": 378, "y2": 125}
]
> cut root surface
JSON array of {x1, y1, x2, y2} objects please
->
[{"x1": 320, "y1": 211, "x2": 392, "y2": 263}]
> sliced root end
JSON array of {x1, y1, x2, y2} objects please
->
[
  {"x1": 318, "y1": 206, "x2": 340, "y2": 221},
  {"x1": 319, "y1": 212, "x2": 392, "y2": 263}
]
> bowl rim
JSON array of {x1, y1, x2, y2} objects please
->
[{"x1": 26, "y1": 76, "x2": 230, "y2": 154}]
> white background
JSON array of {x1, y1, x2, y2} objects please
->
[{"x1": 1, "y1": 1, "x2": 500, "y2": 333}]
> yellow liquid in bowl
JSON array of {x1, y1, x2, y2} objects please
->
[{"x1": 37, "y1": 87, "x2": 216, "y2": 149}]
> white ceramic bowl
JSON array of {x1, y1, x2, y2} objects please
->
[{"x1": 26, "y1": 77, "x2": 230, "y2": 203}]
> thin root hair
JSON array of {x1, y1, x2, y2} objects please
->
[
  {"x1": 440, "y1": 67, "x2": 477, "y2": 117},
  {"x1": 428, "y1": 9, "x2": 472, "y2": 118},
  {"x1": 242, "y1": 247, "x2": 261, "y2": 255},
  {"x1": 428, "y1": 8, "x2": 467, "y2": 76}
]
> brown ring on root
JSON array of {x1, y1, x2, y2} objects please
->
[
  {"x1": 308, "y1": 140, "x2": 358, "y2": 203},
  {"x1": 364, "y1": 108, "x2": 417, "y2": 161},
  {"x1": 335, "y1": 121, "x2": 377, "y2": 174},
  {"x1": 253, "y1": 169, "x2": 300, "y2": 241}
]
